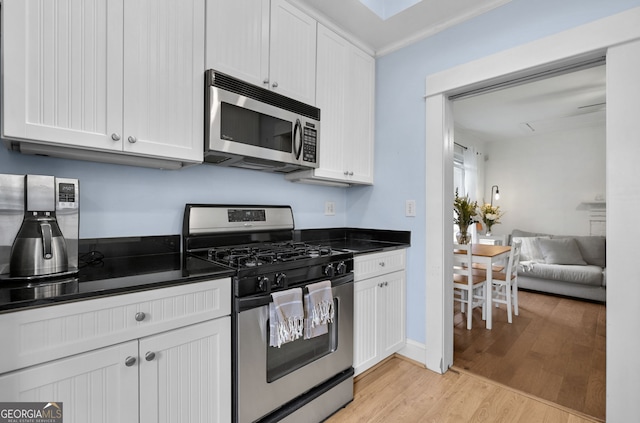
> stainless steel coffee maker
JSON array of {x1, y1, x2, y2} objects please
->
[{"x1": 0, "y1": 174, "x2": 79, "y2": 295}]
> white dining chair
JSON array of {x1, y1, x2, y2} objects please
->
[
  {"x1": 491, "y1": 240, "x2": 522, "y2": 323},
  {"x1": 453, "y1": 243, "x2": 487, "y2": 330}
]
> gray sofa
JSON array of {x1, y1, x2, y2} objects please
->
[{"x1": 511, "y1": 229, "x2": 606, "y2": 302}]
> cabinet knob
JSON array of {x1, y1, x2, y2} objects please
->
[
  {"x1": 379, "y1": 262, "x2": 385, "y2": 267},
  {"x1": 344, "y1": 171, "x2": 349, "y2": 175},
  {"x1": 349, "y1": 171, "x2": 354, "y2": 176},
  {"x1": 263, "y1": 78, "x2": 269, "y2": 85},
  {"x1": 128, "y1": 136, "x2": 137, "y2": 144},
  {"x1": 125, "y1": 356, "x2": 137, "y2": 367},
  {"x1": 145, "y1": 351, "x2": 156, "y2": 361},
  {"x1": 135, "y1": 312, "x2": 146, "y2": 322},
  {"x1": 111, "y1": 133, "x2": 121, "y2": 141},
  {"x1": 272, "y1": 81, "x2": 278, "y2": 88}
]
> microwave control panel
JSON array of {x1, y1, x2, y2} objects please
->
[{"x1": 302, "y1": 123, "x2": 317, "y2": 164}]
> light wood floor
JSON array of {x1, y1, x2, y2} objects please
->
[
  {"x1": 453, "y1": 290, "x2": 606, "y2": 421},
  {"x1": 326, "y1": 356, "x2": 600, "y2": 422}
]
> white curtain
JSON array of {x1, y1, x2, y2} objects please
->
[
  {"x1": 463, "y1": 146, "x2": 480, "y2": 242},
  {"x1": 463, "y1": 147, "x2": 478, "y2": 202}
]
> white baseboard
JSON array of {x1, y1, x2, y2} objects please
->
[{"x1": 397, "y1": 339, "x2": 426, "y2": 365}]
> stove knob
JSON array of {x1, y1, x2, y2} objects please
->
[
  {"x1": 274, "y1": 273, "x2": 287, "y2": 288},
  {"x1": 257, "y1": 276, "x2": 269, "y2": 292},
  {"x1": 324, "y1": 263, "x2": 335, "y2": 278},
  {"x1": 336, "y1": 261, "x2": 347, "y2": 275}
]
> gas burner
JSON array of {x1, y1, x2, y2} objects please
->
[{"x1": 202, "y1": 242, "x2": 338, "y2": 269}]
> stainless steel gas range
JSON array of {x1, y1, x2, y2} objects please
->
[{"x1": 183, "y1": 205, "x2": 354, "y2": 423}]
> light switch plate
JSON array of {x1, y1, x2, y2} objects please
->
[
  {"x1": 324, "y1": 201, "x2": 335, "y2": 216},
  {"x1": 406, "y1": 200, "x2": 416, "y2": 217}
]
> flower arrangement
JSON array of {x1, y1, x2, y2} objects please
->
[
  {"x1": 479, "y1": 203, "x2": 504, "y2": 234},
  {"x1": 454, "y1": 189, "x2": 478, "y2": 236}
]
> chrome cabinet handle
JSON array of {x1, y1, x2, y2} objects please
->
[
  {"x1": 125, "y1": 356, "x2": 137, "y2": 367},
  {"x1": 379, "y1": 262, "x2": 385, "y2": 267},
  {"x1": 111, "y1": 133, "x2": 121, "y2": 141},
  {"x1": 145, "y1": 351, "x2": 156, "y2": 361},
  {"x1": 135, "y1": 312, "x2": 146, "y2": 322},
  {"x1": 263, "y1": 78, "x2": 269, "y2": 85},
  {"x1": 272, "y1": 81, "x2": 278, "y2": 88},
  {"x1": 344, "y1": 171, "x2": 349, "y2": 175},
  {"x1": 128, "y1": 136, "x2": 137, "y2": 144},
  {"x1": 384, "y1": 281, "x2": 389, "y2": 287},
  {"x1": 349, "y1": 171, "x2": 354, "y2": 176}
]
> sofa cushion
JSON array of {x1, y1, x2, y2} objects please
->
[
  {"x1": 512, "y1": 236, "x2": 550, "y2": 262},
  {"x1": 512, "y1": 229, "x2": 549, "y2": 238},
  {"x1": 519, "y1": 261, "x2": 604, "y2": 286},
  {"x1": 562, "y1": 236, "x2": 606, "y2": 267},
  {"x1": 538, "y1": 238, "x2": 587, "y2": 265}
]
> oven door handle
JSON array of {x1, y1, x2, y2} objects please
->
[{"x1": 236, "y1": 273, "x2": 353, "y2": 313}]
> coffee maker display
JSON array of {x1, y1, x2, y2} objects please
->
[{"x1": 0, "y1": 174, "x2": 79, "y2": 299}]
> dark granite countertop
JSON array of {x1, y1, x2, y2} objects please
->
[
  {"x1": 0, "y1": 235, "x2": 234, "y2": 314},
  {"x1": 0, "y1": 229, "x2": 409, "y2": 314},
  {"x1": 296, "y1": 228, "x2": 411, "y2": 254}
]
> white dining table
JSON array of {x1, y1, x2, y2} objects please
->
[{"x1": 455, "y1": 243, "x2": 511, "y2": 329}]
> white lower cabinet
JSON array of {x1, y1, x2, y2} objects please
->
[
  {"x1": 353, "y1": 250, "x2": 406, "y2": 376},
  {"x1": 139, "y1": 318, "x2": 231, "y2": 423},
  {"x1": 0, "y1": 341, "x2": 139, "y2": 423},
  {"x1": 0, "y1": 278, "x2": 231, "y2": 423}
]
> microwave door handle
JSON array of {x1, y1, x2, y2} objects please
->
[{"x1": 293, "y1": 119, "x2": 302, "y2": 160}]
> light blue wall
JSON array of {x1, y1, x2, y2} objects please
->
[
  {"x1": 351, "y1": 0, "x2": 640, "y2": 344},
  {"x1": 0, "y1": 148, "x2": 348, "y2": 238}
]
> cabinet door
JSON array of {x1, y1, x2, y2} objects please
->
[
  {"x1": 345, "y1": 46, "x2": 375, "y2": 184},
  {"x1": 353, "y1": 277, "x2": 381, "y2": 375},
  {"x1": 269, "y1": 0, "x2": 317, "y2": 105},
  {"x1": 314, "y1": 24, "x2": 349, "y2": 180},
  {"x1": 205, "y1": 0, "x2": 269, "y2": 87},
  {"x1": 0, "y1": 341, "x2": 138, "y2": 423},
  {"x1": 139, "y1": 318, "x2": 231, "y2": 423},
  {"x1": 354, "y1": 249, "x2": 407, "y2": 281},
  {"x1": 2, "y1": 0, "x2": 123, "y2": 151},
  {"x1": 380, "y1": 271, "x2": 406, "y2": 358},
  {"x1": 123, "y1": 0, "x2": 204, "y2": 162}
]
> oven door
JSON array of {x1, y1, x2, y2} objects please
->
[{"x1": 235, "y1": 274, "x2": 353, "y2": 423}]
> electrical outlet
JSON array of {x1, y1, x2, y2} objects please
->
[
  {"x1": 324, "y1": 201, "x2": 335, "y2": 216},
  {"x1": 405, "y1": 200, "x2": 416, "y2": 217}
]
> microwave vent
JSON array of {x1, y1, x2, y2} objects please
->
[
  {"x1": 207, "y1": 70, "x2": 320, "y2": 121},
  {"x1": 205, "y1": 154, "x2": 232, "y2": 164}
]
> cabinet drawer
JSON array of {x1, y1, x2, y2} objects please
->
[
  {"x1": 0, "y1": 278, "x2": 230, "y2": 374},
  {"x1": 354, "y1": 249, "x2": 406, "y2": 281}
]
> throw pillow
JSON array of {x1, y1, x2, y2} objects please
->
[
  {"x1": 512, "y1": 236, "x2": 549, "y2": 262},
  {"x1": 537, "y1": 238, "x2": 587, "y2": 265}
]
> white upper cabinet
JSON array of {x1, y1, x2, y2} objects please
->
[
  {"x1": 286, "y1": 24, "x2": 375, "y2": 186},
  {"x1": 269, "y1": 0, "x2": 317, "y2": 105},
  {"x1": 122, "y1": 0, "x2": 205, "y2": 162},
  {"x1": 206, "y1": 0, "x2": 317, "y2": 105},
  {"x1": 1, "y1": 0, "x2": 204, "y2": 166}
]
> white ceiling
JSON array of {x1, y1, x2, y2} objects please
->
[
  {"x1": 293, "y1": 0, "x2": 512, "y2": 56},
  {"x1": 453, "y1": 64, "x2": 606, "y2": 141},
  {"x1": 293, "y1": 0, "x2": 606, "y2": 141}
]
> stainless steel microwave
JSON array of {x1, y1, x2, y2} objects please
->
[{"x1": 204, "y1": 69, "x2": 320, "y2": 173}]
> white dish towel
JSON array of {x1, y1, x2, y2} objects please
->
[
  {"x1": 269, "y1": 288, "x2": 304, "y2": 348},
  {"x1": 304, "y1": 280, "x2": 334, "y2": 339}
]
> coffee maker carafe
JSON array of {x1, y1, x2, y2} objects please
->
[{"x1": 0, "y1": 174, "x2": 79, "y2": 280}]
